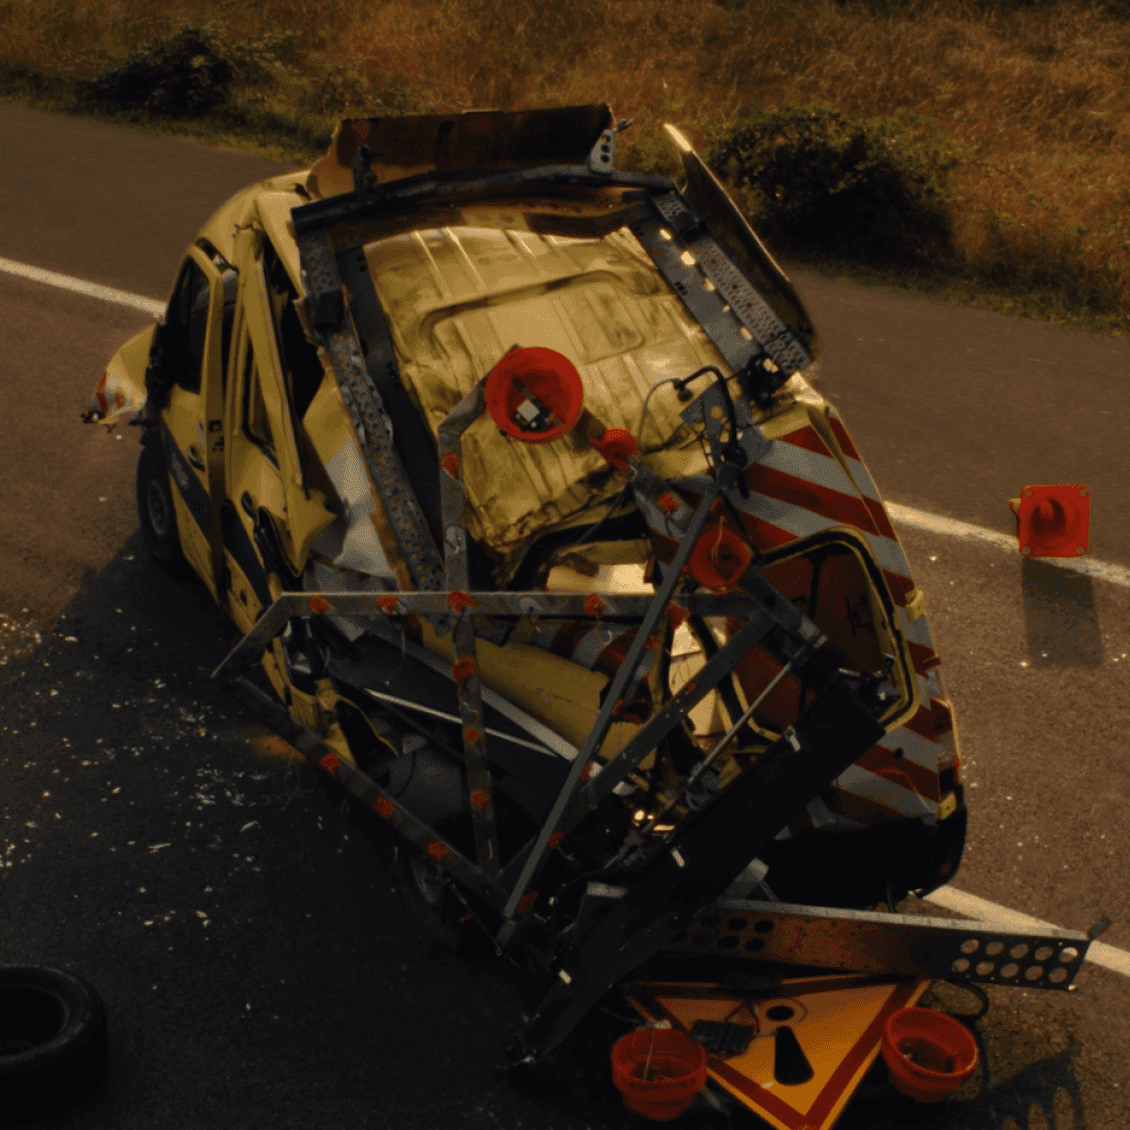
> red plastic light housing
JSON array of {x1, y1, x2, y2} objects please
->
[{"x1": 485, "y1": 347, "x2": 584, "y2": 443}]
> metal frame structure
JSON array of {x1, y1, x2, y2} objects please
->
[{"x1": 208, "y1": 112, "x2": 1103, "y2": 1069}]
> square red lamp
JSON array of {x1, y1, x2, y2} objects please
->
[{"x1": 1008, "y1": 485, "x2": 1090, "y2": 558}]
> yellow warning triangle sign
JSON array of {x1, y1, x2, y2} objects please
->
[{"x1": 621, "y1": 973, "x2": 932, "y2": 1130}]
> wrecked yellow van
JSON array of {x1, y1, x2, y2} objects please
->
[{"x1": 82, "y1": 106, "x2": 1027, "y2": 1096}]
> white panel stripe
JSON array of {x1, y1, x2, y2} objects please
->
[
  {"x1": 900, "y1": 606, "x2": 935, "y2": 648},
  {"x1": 859, "y1": 529, "x2": 914, "y2": 579},
  {"x1": 728, "y1": 492, "x2": 838, "y2": 540},
  {"x1": 834, "y1": 763, "x2": 937, "y2": 819},
  {"x1": 759, "y1": 439, "x2": 859, "y2": 496},
  {"x1": 877, "y1": 728, "x2": 940, "y2": 771},
  {"x1": 922, "y1": 887, "x2": 1130, "y2": 980},
  {"x1": 844, "y1": 455, "x2": 883, "y2": 503}
]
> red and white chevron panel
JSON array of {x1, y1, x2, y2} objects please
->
[{"x1": 519, "y1": 400, "x2": 960, "y2": 835}]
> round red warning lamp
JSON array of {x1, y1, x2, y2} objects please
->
[
  {"x1": 591, "y1": 427, "x2": 639, "y2": 472},
  {"x1": 485, "y1": 347, "x2": 584, "y2": 444},
  {"x1": 687, "y1": 522, "x2": 753, "y2": 590}
]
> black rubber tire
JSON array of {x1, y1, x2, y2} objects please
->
[
  {"x1": 135, "y1": 442, "x2": 185, "y2": 570},
  {"x1": 0, "y1": 965, "x2": 110, "y2": 1126},
  {"x1": 396, "y1": 842, "x2": 469, "y2": 953}
]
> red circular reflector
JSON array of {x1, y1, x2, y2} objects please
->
[
  {"x1": 591, "y1": 427, "x2": 639, "y2": 472},
  {"x1": 485, "y1": 347, "x2": 584, "y2": 444},
  {"x1": 687, "y1": 523, "x2": 753, "y2": 590}
]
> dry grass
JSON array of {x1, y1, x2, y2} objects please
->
[{"x1": 1, "y1": 0, "x2": 1128, "y2": 331}]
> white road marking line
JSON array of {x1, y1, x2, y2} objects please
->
[
  {"x1": 924, "y1": 884, "x2": 1130, "y2": 979},
  {"x1": 0, "y1": 256, "x2": 166, "y2": 318},
  {"x1": 886, "y1": 500, "x2": 1130, "y2": 589},
  {"x1": 10, "y1": 254, "x2": 1126, "y2": 977}
]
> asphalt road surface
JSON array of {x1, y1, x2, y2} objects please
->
[{"x1": 1, "y1": 98, "x2": 1128, "y2": 1129}]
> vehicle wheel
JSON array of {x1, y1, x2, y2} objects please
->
[
  {"x1": 0, "y1": 965, "x2": 110, "y2": 1127},
  {"x1": 135, "y1": 443, "x2": 184, "y2": 570},
  {"x1": 397, "y1": 843, "x2": 466, "y2": 951}
]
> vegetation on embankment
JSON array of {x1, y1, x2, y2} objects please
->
[{"x1": 2, "y1": 0, "x2": 1128, "y2": 333}]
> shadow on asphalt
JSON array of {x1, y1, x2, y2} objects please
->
[
  {"x1": 1021, "y1": 558, "x2": 1103, "y2": 667},
  {"x1": 0, "y1": 536, "x2": 1094, "y2": 1129},
  {"x1": 0, "y1": 535, "x2": 602, "y2": 1129}
]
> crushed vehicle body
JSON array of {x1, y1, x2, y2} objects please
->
[{"x1": 85, "y1": 104, "x2": 1101, "y2": 1123}]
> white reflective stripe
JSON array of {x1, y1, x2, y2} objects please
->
[
  {"x1": 899, "y1": 605, "x2": 936, "y2": 648},
  {"x1": 921, "y1": 667, "x2": 944, "y2": 701},
  {"x1": 726, "y1": 491, "x2": 832, "y2": 539},
  {"x1": 760, "y1": 438, "x2": 860, "y2": 496},
  {"x1": 843, "y1": 455, "x2": 883, "y2": 503},
  {"x1": 571, "y1": 623, "x2": 626, "y2": 669},
  {"x1": 702, "y1": 486, "x2": 916, "y2": 593},
  {"x1": 877, "y1": 727, "x2": 940, "y2": 771},
  {"x1": 858, "y1": 529, "x2": 915, "y2": 581},
  {"x1": 0, "y1": 256, "x2": 167, "y2": 317},
  {"x1": 834, "y1": 763, "x2": 937, "y2": 819}
]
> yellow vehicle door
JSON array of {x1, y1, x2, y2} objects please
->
[
  {"x1": 221, "y1": 226, "x2": 334, "y2": 634},
  {"x1": 157, "y1": 246, "x2": 235, "y2": 600}
]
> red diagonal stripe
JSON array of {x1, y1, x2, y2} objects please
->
[
  {"x1": 745, "y1": 464, "x2": 879, "y2": 535},
  {"x1": 861, "y1": 495, "x2": 899, "y2": 541},
  {"x1": 931, "y1": 697, "x2": 954, "y2": 740},
  {"x1": 903, "y1": 702, "x2": 940, "y2": 742},
  {"x1": 908, "y1": 639, "x2": 942, "y2": 676},
  {"x1": 779, "y1": 426, "x2": 829, "y2": 455},
  {"x1": 827, "y1": 416, "x2": 862, "y2": 461},
  {"x1": 882, "y1": 569, "x2": 915, "y2": 605},
  {"x1": 733, "y1": 511, "x2": 799, "y2": 553}
]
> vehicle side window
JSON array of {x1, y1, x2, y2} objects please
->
[
  {"x1": 162, "y1": 259, "x2": 210, "y2": 395},
  {"x1": 182, "y1": 263, "x2": 210, "y2": 394},
  {"x1": 242, "y1": 341, "x2": 277, "y2": 465},
  {"x1": 263, "y1": 240, "x2": 323, "y2": 422}
]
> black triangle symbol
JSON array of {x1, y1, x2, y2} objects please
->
[{"x1": 773, "y1": 1024, "x2": 814, "y2": 1085}]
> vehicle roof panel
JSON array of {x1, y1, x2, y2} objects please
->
[{"x1": 363, "y1": 215, "x2": 717, "y2": 555}]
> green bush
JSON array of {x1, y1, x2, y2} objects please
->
[
  {"x1": 707, "y1": 104, "x2": 965, "y2": 265},
  {"x1": 79, "y1": 23, "x2": 237, "y2": 117}
]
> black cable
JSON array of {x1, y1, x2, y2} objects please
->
[
  {"x1": 939, "y1": 978, "x2": 990, "y2": 1023},
  {"x1": 565, "y1": 482, "x2": 634, "y2": 549}
]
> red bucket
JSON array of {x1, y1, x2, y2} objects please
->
[
  {"x1": 611, "y1": 1027, "x2": 707, "y2": 1121},
  {"x1": 881, "y1": 1007, "x2": 979, "y2": 1103}
]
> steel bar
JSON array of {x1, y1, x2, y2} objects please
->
[{"x1": 668, "y1": 899, "x2": 1094, "y2": 992}]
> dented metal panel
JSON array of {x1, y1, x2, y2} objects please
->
[
  {"x1": 306, "y1": 105, "x2": 614, "y2": 201},
  {"x1": 362, "y1": 216, "x2": 717, "y2": 559},
  {"x1": 83, "y1": 324, "x2": 153, "y2": 428}
]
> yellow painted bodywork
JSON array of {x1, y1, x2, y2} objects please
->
[
  {"x1": 88, "y1": 324, "x2": 155, "y2": 429},
  {"x1": 87, "y1": 109, "x2": 953, "y2": 854},
  {"x1": 419, "y1": 619, "x2": 650, "y2": 767},
  {"x1": 355, "y1": 207, "x2": 717, "y2": 570}
]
